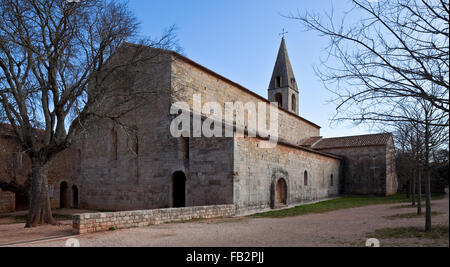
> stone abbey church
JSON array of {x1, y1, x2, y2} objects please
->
[{"x1": 0, "y1": 38, "x2": 398, "y2": 214}]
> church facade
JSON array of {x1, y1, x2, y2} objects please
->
[{"x1": 0, "y1": 38, "x2": 398, "y2": 214}]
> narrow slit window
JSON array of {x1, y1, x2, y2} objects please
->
[{"x1": 276, "y1": 76, "x2": 281, "y2": 88}]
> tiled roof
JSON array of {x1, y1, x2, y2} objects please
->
[
  {"x1": 299, "y1": 137, "x2": 323, "y2": 147},
  {"x1": 312, "y1": 133, "x2": 393, "y2": 149}
]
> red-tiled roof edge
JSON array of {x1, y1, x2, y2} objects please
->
[
  {"x1": 321, "y1": 132, "x2": 392, "y2": 140},
  {"x1": 313, "y1": 133, "x2": 393, "y2": 149},
  {"x1": 299, "y1": 136, "x2": 323, "y2": 147}
]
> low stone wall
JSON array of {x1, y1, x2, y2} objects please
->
[
  {"x1": 0, "y1": 190, "x2": 15, "y2": 213},
  {"x1": 73, "y1": 204, "x2": 236, "y2": 234}
]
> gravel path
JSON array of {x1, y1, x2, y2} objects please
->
[{"x1": 4, "y1": 195, "x2": 449, "y2": 247}]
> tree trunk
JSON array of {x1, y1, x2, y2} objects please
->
[
  {"x1": 412, "y1": 174, "x2": 416, "y2": 206},
  {"x1": 25, "y1": 159, "x2": 56, "y2": 227},
  {"x1": 417, "y1": 167, "x2": 422, "y2": 215},
  {"x1": 407, "y1": 180, "x2": 411, "y2": 200},
  {"x1": 425, "y1": 168, "x2": 432, "y2": 232},
  {"x1": 424, "y1": 115, "x2": 431, "y2": 232}
]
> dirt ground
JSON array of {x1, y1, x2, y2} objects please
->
[
  {"x1": 0, "y1": 209, "x2": 93, "y2": 246},
  {"x1": 1, "y1": 196, "x2": 448, "y2": 247}
]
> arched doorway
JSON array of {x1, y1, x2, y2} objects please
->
[
  {"x1": 60, "y1": 181, "x2": 69, "y2": 209},
  {"x1": 172, "y1": 171, "x2": 186, "y2": 208},
  {"x1": 72, "y1": 185, "x2": 79, "y2": 208},
  {"x1": 276, "y1": 178, "x2": 287, "y2": 206}
]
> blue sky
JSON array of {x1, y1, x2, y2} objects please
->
[{"x1": 128, "y1": 0, "x2": 373, "y2": 138}]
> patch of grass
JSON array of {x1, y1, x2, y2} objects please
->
[
  {"x1": 367, "y1": 225, "x2": 449, "y2": 240},
  {"x1": 412, "y1": 194, "x2": 446, "y2": 199},
  {"x1": 109, "y1": 226, "x2": 116, "y2": 231},
  {"x1": 250, "y1": 193, "x2": 445, "y2": 218},
  {"x1": 384, "y1": 211, "x2": 444, "y2": 220},
  {"x1": 390, "y1": 203, "x2": 435, "y2": 210}
]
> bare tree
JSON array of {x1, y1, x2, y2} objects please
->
[
  {"x1": 392, "y1": 100, "x2": 448, "y2": 222},
  {"x1": 418, "y1": 100, "x2": 448, "y2": 231},
  {"x1": 292, "y1": 0, "x2": 449, "y2": 231},
  {"x1": 291, "y1": 0, "x2": 449, "y2": 126},
  {"x1": 0, "y1": 0, "x2": 178, "y2": 227},
  {"x1": 393, "y1": 121, "x2": 420, "y2": 206}
]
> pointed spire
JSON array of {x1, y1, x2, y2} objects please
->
[{"x1": 268, "y1": 37, "x2": 298, "y2": 92}]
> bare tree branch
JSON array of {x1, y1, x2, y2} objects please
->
[{"x1": 0, "y1": 0, "x2": 179, "y2": 227}]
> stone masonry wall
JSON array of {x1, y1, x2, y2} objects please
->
[
  {"x1": 385, "y1": 138, "x2": 399, "y2": 195},
  {"x1": 68, "y1": 49, "x2": 326, "y2": 212},
  {"x1": 187, "y1": 137, "x2": 235, "y2": 207},
  {"x1": 318, "y1": 146, "x2": 390, "y2": 196},
  {"x1": 0, "y1": 189, "x2": 15, "y2": 213},
  {"x1": 73, "y1": 204, "x2": 236, "y2": 234},
  {"x1": 233, "y1": 137, "x2": 341, "y2": 214},
  {"x1": 72, "y1": 50, "x2": 235, "y2": 211},
  {"x1": 74, "y1": 117, "x2": 235, "y2": 211},
  {"x1": 170, "y1": 56, "x2": 321, "y2": 145},
  {"x1": 0, "y1": 129, "x2": 76, "y2": 212},
  {"x1": 70, "y1": 49, "x2": 174, "y2": 211}
]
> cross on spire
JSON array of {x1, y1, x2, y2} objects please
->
[{"x1": 279, "y1": 28, "x2": 288, "y2": 39}]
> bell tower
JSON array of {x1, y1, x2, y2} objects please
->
[{"x1": 268, "y1": 37, "x2": 299, "y2": 115}]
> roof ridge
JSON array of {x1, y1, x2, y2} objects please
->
[
  {"x1": 321, "y1": 132, "x2": 392, "y2": 140},
  {"x1": 312, "y1": 133, "x2": 393, "y2": 149}
]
